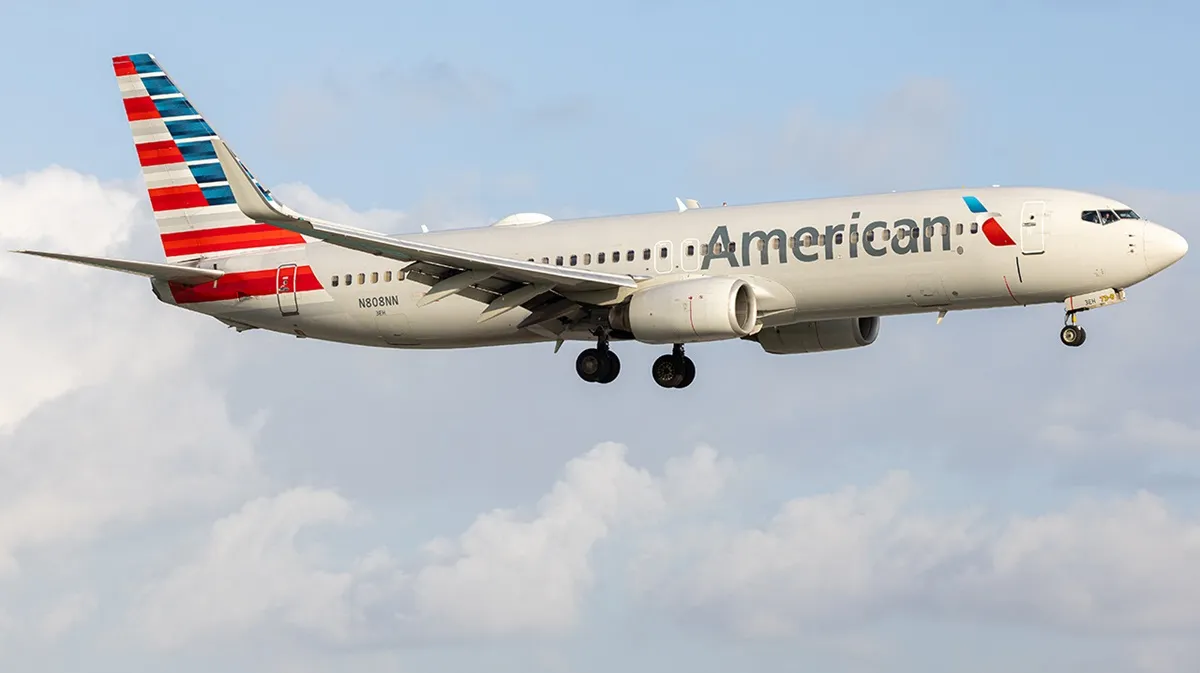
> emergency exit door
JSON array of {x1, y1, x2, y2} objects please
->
[{"x1": 276, "y1": 263, "x2": 299, "y2": 316}]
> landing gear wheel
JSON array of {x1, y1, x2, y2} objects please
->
[
  {"x1": 576, "y1": 348, "x2": 604, "y2": 382},
  {"x1": 676, "y1": 357, "x2": 696, "y2": 389},
  {"x1": 596, "y1": 351, "x2": 621, "y2": 384},
  {"x1": 652, "y1": 354, "x2": 686, "y2": 388},
  {"x1": 1060, "y1": 325, "x2": 1086, "y2": 347}
]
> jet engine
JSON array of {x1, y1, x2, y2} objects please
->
[
  {"x1": 752, "y1": 317, "x2": 880, "y2": 354},
  {"x1": 609, "y1": 276, "x2": 758, "y2": 344}
]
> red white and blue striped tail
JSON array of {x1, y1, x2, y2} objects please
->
[{"x1": 112, "y1": 53, "x2": 308, "y2": 261}]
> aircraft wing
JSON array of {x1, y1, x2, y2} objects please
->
[
  {"x1": 213, "y1": 140, "x2": 639, "y2": 302},
  {"x1": 12, "y1": 250, "x2": 225, "y2": 285}
]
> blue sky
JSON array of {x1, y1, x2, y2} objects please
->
[{"x1": 0, "y1": 1, "x2": 1198, "y2": 672}]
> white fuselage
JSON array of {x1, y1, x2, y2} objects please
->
[{"x1": 152, "y1": 186, "x2": 1172, "y2": 349}]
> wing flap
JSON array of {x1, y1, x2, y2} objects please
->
[{"x1": 12, "y1": 250, "x2": 225, "y2": 285}]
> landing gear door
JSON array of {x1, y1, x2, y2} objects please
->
[
  {"x1": 1020, "y1": 200, "x2": 1046, "y2": 255},
  {"x1": 276, "y1": 263, "x2": 299, "y2": 316}
]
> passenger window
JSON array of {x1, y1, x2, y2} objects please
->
[
  {"x1": 865, "y1": 230, "x2": 874, "y2": 242},
  {"x1": 659, "y1": 246, "x2": 668, "y2": 258},
  {"x1": 598, "y1": 252, "x2": 606, "y2": 264},
  {"x1": 834, "y1": 232, "x2": 843, "y2": 245},
  {"x1": 817, "y1": 235, "x2": 825, "y2": 246},
  {"x1": 556, "y1": 256, "x2": 564, "y2": 266},
  {"x1": 970, "y1": 222, "x2": 979, "y2": 234},
  {"x1": 802, "y1": 234, "x2": 813, "y2": 246},
  {"x1": 714, "y1": 242, "x2": 724, "y2": 254},
  {"x1": 643, "y1": 248, "x2": 651, "y2": 260},
  {"x1": 331, "y1": 275, "x2": 339, "y2": 287},
  {"x1": 925, "y1": 225, "x2": 934, "y2": 238},
  {"x1": 701, "y1": 243, "x2": 709, "y2": 255},
  {"x1": 385, "y1": 271, "x2": 392, "y2": 282},
  {"x1": 850, "y1": 232, "x2": 859, "y2": 244},
  {"x1": 686, "y1": 244, "x2": 695, "y2": 256},
  {"x1": 541, "y1": 257, "x2": 549, "y2": 264},
  {"x1": 626, "y1": 250, "x2": 634, "y2": 262},
  {"x1": 357, "y1": 273, "x2": 365, "y2": 284},
  {"x1": 882, "y1": 229, "x2": 890, "y2": 241},
  {"x1": 956, "y1": 223, "x2": 964, "y2": 235},
  {"x1": 771, "y1": 237, "x2": 780, "y2": 250},
  {"x1": 941, "y1": 223, "x2": 949, "y2": 236},
  {"x1": 569, "y1": 255, "x2": 577, "y2": 266},
  {"x1": 729, "y1": 242, "x2": 737, "y2": 253},
  {"x1": 397, "y1": 270, "x2": 406, "y2": 281},
  {"x1": 371, "y1": 272, "x2": 379, "y2": 283},
  {"x1": 345, "y1": 274, "x2": 352, "y2": 285},
  {"x1": 613, "y1": 250, "x2": 620, "y2": 262},
  {"x1": 755, "y1": 239, "x2": 765, "y2": 251},
  {"x1": 583, "y1": 253, "x2": 591, "y2": 264}
]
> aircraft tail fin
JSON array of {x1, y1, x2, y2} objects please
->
[{"x1": 112, "y1": 53, "x2": 307, "y2": 262}]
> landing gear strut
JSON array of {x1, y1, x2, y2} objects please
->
[
  {"x1": 652, "y1": 344, "x2": 696, "y2": 389},
  {"x1": 1060, "y1": 311, "x2": 1087, "y2": 347},
  {"x1": 576, "y1": 333, "x2": 621, "y2": 384}
]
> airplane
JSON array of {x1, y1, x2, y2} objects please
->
[{"x1": 14, "y1": 54, "x2": 1189, "y2": 389}]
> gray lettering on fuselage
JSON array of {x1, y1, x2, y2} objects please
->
[
  {"x1": 892, "y1": 218, "x2": 919, "y2": 255},
  {"x1": 698, "y1": 210, "x2": 962, "y2": 269},
  {"x1": 925, "y1": 215, "x2": 952, "y2": 252},
  {"x1": 359, "y1": 295, "x2": 400, "y2": 309},
  {"x1": 792, "y1": 226, "x2": 820, "y2": 262},
  {"x1": 702, "y1": 225, "x2": 739, "y2": 269},
  {"x1": 823, "y1": 224, "x2": 845, "y2": 260},
  {"x1": 862, "y1": 221, "x2": 888, "y2": 257},
  {"x1": 741, "y1": 228, "x2": 788, "y2": 266}
]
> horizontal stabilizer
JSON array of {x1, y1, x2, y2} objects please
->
[{"x1": 12, "y1": 250, "x2": 225, "y2": 285}]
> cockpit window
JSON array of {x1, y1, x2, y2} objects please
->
[{"x1": 1084, "y1": 208, "x2": 1141, "y2": 224}]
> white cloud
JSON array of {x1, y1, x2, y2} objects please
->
[
  {"x1": 0, "y1": 167, "x2": 261, "y2": 579},
  {"x1": 272, "y1": 182, "x2": 409, "y2": 234},
  {"x1": 134, "y1": 444, "x2": 735, "y2": 648},
  {"x1": 635, "y1": 472, "x2": 1200, "y2": 638},
  {"x1": 37, "y1": 592, "x2": 98, "y2": 641}
]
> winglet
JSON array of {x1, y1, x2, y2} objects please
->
[
  {"x1": 675, "y1": 197, "x2": 686, "y2": 213},
  {"x1": 212, "y1": 139, "x2": 307, "y2": 228}
]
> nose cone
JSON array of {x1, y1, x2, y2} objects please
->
[{"x1": 1144, "y1": 222, "x2": 1188, "y2": 276}]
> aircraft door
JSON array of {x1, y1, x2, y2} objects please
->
[
  {"x1": 1020, "y1": 201, "x2": 1046, "y2": 255},
  {"x1": 276, "y1": 263, "x2": 299, "y2": 316},
  {"x1": 654, "y1": 240, "x2": 673, "y2": 274},
  {"x1": 681, "y1": 238, "x2": 700, "y2": 272}
]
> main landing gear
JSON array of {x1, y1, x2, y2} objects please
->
[
  {"x1": 574, "y1": 339, "x2": 696, "y2": 389},
  {"x1": 651, "y1": 344, "x2": 696, "y2": 389},
  {"x1": 576, "y1": 335, "x2": 621, "y2": 384},
  {"x1": 1060, "y1": 311, "x2": 1087, "y2": 347}
]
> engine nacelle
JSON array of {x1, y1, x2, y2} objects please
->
[
  {"x1": 609, "y1": 276, "x2": 758, "y2": 344},
  {"x1": 753, "y1": 317, "x2": 880, "y2": 354}
]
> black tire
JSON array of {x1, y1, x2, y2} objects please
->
[
  {"x1": 597, "y1": 351, "x2": 621, "y2": 384},
  {"x1": 652, "y1": 354, "x2": 685, "y2": 388},
  {"x1": 1060, "y1": 325, "x2": 1084, "y2": 347},
  {"x1": 576, "y1": 348, "x2": 604, "y2": 381},
  {"x1": 676, "y1": 356, "x2": 696, "y2": 388},
  {"x1": 1076, "y1": 327, "x2": 1087, "y2": 345}
]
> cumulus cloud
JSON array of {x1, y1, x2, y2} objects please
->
[
  {"x1": 134, "y1": 444, "x2": 735, "y2": 648},
  {"x1": 634, "y1": 471, "x2": 1200, "y2": 638},
  {"x1": 0, "y1": 167, "x2": 261, "y2": 579}
]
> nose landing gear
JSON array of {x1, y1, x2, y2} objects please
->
[
  {"x1": 1060, "y1": 311, "x2": 1087, "y2": 347},
  {"x1": 652, "y1": 344, "x2": 696, "y2": 389}
]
